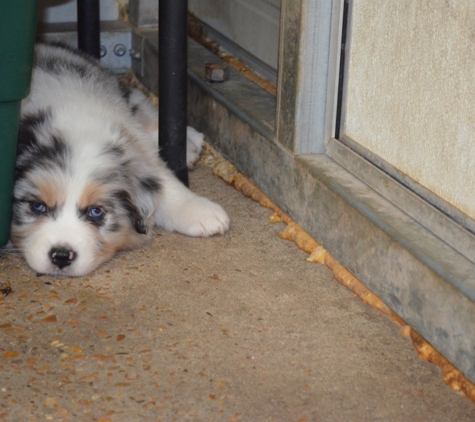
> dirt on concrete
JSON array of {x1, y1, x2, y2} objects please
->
[{"x1": 0, "y1": 164, "x2": 474, "y2": 421}]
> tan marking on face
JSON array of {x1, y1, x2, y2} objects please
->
[
  {"x1": 35, "y1": 177, "x2": 65, "y2": 209},
  {"x1": 78, "y1": 182, "x2": 110, "y2": 210}
]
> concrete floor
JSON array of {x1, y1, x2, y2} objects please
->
[{"x1": 0, "y1": 163, "x2": 474, "y2": 422}]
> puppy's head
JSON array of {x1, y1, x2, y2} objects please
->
[{"x1": 11, "y1": 110, "x2": 160, "y2": 276}]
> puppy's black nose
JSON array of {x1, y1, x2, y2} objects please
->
[{"x1": 50, "y1": 247, "x2": 76, "y2": 269}]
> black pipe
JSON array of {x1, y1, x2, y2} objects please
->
[
  {"x1": 159, "y1": 0, "x2": 189, "y2": 186},
  {"x1": 77, "y1": 0, "x2": 101, "y2": 59}
]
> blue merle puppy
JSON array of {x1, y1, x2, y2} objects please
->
[{"x1": 11, "y1": 43, "x2": 229, "y2": 276}]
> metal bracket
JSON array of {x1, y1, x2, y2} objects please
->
[{"x1": 38, "y1": 21, "x2": 132, "y2": 74}]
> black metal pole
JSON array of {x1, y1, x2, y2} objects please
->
[
  {"x1": 77, "y1": 0, "x2": 101, "y2": 59},
  {"x1": 159, "y1": 0, "x2": 189, "y2": 186}
]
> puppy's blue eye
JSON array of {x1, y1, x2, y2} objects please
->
[
  {"x1": 31, "y1": 202, "x2": 46, "y2": 213},
  {"x1": 88, "y1": 207, "x2": 104, "y2": 218}
]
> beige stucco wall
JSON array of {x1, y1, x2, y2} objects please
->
[{"x1": 344, "y1": 1, "x2": 475, "y2": 219}]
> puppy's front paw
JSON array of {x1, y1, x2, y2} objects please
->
[
  {"x1": 186, "y1": 126, "x2": 205, "y2": 169},
  {"x1": 180, "y1": 196, "x2": 229, "y2": 237},
  {"x1": 159, "y1": 194, "x2": 229, "y2": 237}
]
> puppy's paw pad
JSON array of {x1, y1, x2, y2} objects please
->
[{"x1": 186, "y1": 126, "x2": 205, "y2": 169}]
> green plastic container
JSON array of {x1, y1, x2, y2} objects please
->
[{"x1": 0, "y1": 0, "x2": 39, "y2": 247}]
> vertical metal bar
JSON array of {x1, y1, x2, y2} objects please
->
[
  {"x1": 275, "y1": 0, "x2": 302, "y2": 153},
  {"x1": 77, "y1": 0, "x2": 101, "y2": 59},
  {"x1": 159, "y1": 0, "x2": 189, "y2": 186},
  {"x1": 276, "y1": 0, "x2": 340, "y2": 154}
]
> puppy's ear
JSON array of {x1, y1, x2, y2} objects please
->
[
  {"x1": 17, "y1": 109, "x2": 51, "y2": 156},
  {"x1": 113, "y1": 126, "x2": 160, "y2": 234},
  {"x1": 113, "y1": 190, "x2": 148, "y2": 234},
  {"x1": 133, "y1": 174, "x2": 161, "y2": 218}
]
